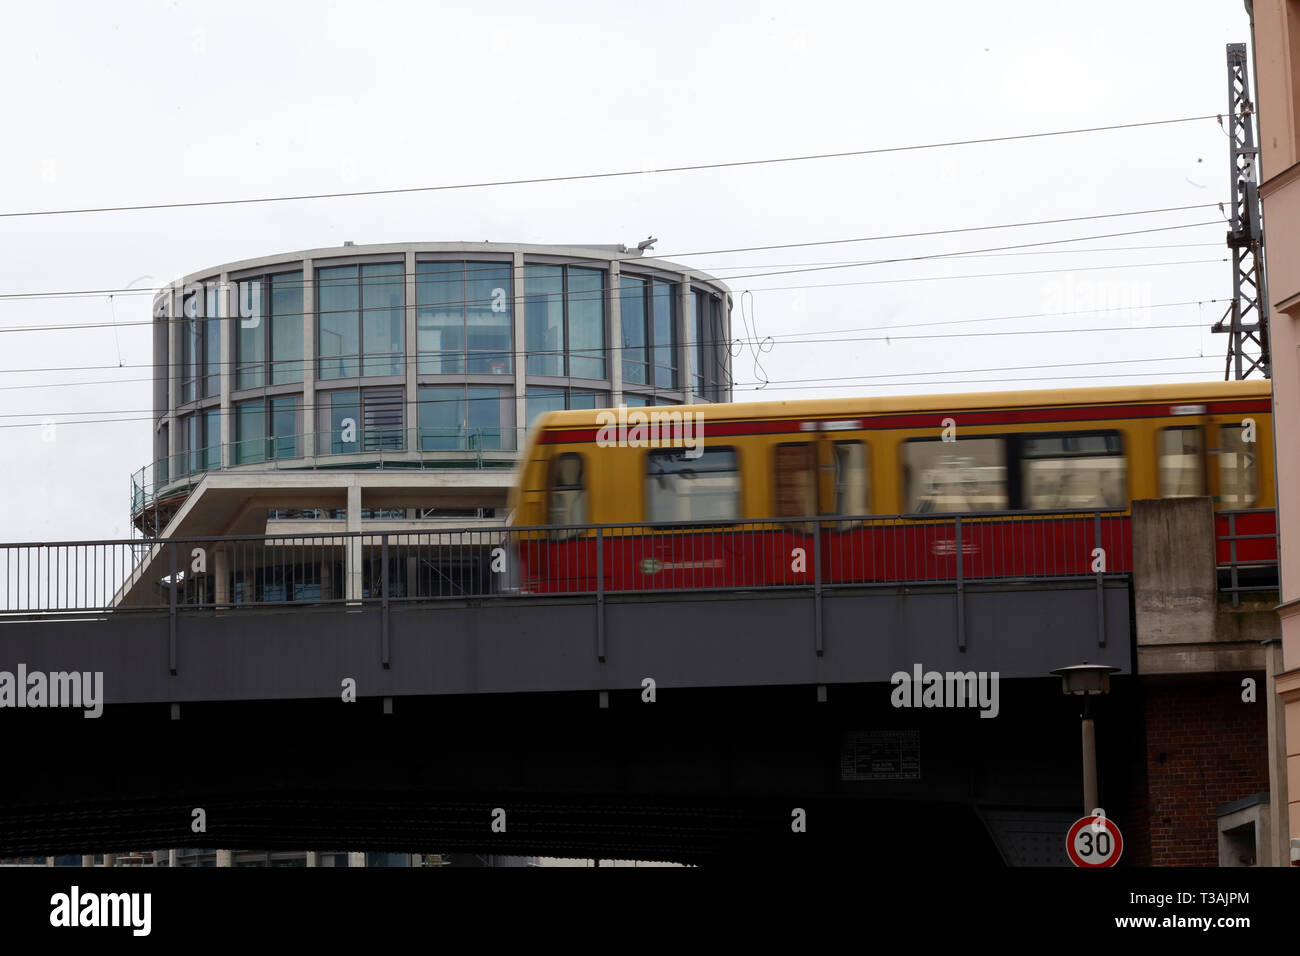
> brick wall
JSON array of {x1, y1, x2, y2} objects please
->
[{"x1": 1142, "y1": 676, "x2": 1270, "y2": 866}]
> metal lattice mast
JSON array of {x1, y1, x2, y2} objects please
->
[{"x1": 1212, "y1": 43, "x2": 1270, "y2": 380}]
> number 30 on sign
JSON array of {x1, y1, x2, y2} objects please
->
[{"x1": 1066, "y1": 812, "x2": 1123, "y2": 867}]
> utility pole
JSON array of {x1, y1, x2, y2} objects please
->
[{"x1": 1211, "y1": 43, "x2": 1270, "y2": 379}]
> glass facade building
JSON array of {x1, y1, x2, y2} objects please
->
[{"x1": 134, "y1": 242, "x2": 732, "y2": 532}]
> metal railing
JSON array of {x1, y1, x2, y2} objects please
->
[
  {"x1": 130, "y1": 426, "x2": 523, "y2": 515},
  {"x1": 0, "y1": 510, "x2": 1130, "y2": 617},
  {"x1": 1216, "y1": 508, "x2": 1280, "y2": 607}
]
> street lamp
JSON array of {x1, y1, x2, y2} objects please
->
[{"x1": 1051, "y1": 662, "x2": 1121, "y2": 815}]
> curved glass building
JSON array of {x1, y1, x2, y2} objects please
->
[{"x1": 131, "y1": 242, "x2": 733, "y2": 534}]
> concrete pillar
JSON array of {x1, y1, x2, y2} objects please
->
[
  {"x1": 103, "y1": 853, "x2": 115, "y2": 867},
  {"x1": 81, "y1": 854, "x2": 94, "y2": 867},
  {"x1": 213, "y1": 548, "x2": 229, "y2": 605},
  {"x1": 306, "y1": 851, "x2": 318, "y2": 867},
  {"x1": 608, "y1": 260, "x2": 622, "y2": 405},
  {"x1": 347, "y1": 852, "x2": 366, "y2": 867},
  {"x1": 404, "y1": 250, "x2": 417, "y2": 453},
  {"x1": 512, "y1": 251, "x2": 527, "y2": 450},
  {"x1": 45, "y1": 856, "x2": 54, "y2": 866},
  {"x1": 346, "y1": 483, "x2": 363, "y2": 602},
  {"x1": 677, "y1": 275, "x2": 693, "y2": 399},
  {"x1": 216, "y1": 850, "x2": 232, "y2": 867},
  {"x1": 219, "y1": 270, "x2": 232, "y2": 468},
  {"x1": 168, "y1": 849, "x2": 177, "y2": 868},
  {"x1": 303, "y1": 257, "x2": 317, "y2": 458}
]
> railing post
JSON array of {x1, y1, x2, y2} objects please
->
[
  {"x1": 596, "y1": 526, "x2": 606, "y2": 663},
  {"x1": 1094, "y1": 511, "x2": 1106, "y2": 647},
  {"x1": 954, "y1": 515, "x2": 965, "y2": 652},
  {"x1": 813, "y1": 519, "x2": 823, "y2": 657},
  {"x1": 168, "y1": 543, "x2": 178, "y2": 675},
  {"x1": 1228, "y1": 512, "x2": 1241, "y2": 608},
  {"x1": 381, "y1": 533, "x2": 390, "y2": 668}
]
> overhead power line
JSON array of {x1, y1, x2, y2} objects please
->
[{"x1": 0, "y1": 114, "x2": 1228, "y2": 220}]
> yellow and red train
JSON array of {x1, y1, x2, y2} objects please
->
[{"x1": 509, "y1": 380, "x2": 1275, "y2": 592}]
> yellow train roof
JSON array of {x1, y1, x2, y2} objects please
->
[{"x1": 532, "y1": 379, "x2": 1271, "y2": 431}]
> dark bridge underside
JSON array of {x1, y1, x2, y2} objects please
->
[{"x1": 0, "y1": 682, "x2": 1143, "y2": 865}]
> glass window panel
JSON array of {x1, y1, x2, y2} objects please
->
[
  {"x1": 361, "y1": 263, "x2": 403, "y2": 377},
  {"x1": 620, "y1": 275, "x2": 647, "y2": 386},
  {"x1": 1159, "y1": 427, "x2": 1205, "y2": 497},
  {"x1": 318, "y1": 266, "x2": 359, "y2": 379},
  {"x1": 569, "y1": 391, "x2": 602, "y2": 410},
  {"x1": 526, "y1": 388, "x2": 566, "y2": 428},
  {"x1": 204, "y1": 309, "x2": 221, "y2": 398},
  {"x1": 203, "y1": 409, "x2": 221, "y2": 471},
  {"x1": 646, "y1": 447, "x2": 739, "y2": 522},
  {"x1": 1220, "y1": 425, "x2": 1258, "y2": 507},
  {"x1": 1019, "y1": 431, "x2": 1126, "y2": 510},
  {"x1": 270, "y1": 396, "x2": 297, "y2": 460},
  {"x1": 237, "y1": 278, "x2": 265, "y2": 390},
  {"x1": 904, "y1": 438, "x2": 1007, "y2": 513},
  {"x1": 416, "y1": 262, "x2": 463, "y2": 374},
  {"x1": 236, "y1": 400, "x2": 266, "y2": 464},
  {"x1": 467, "y1": 387, "x2": 504, "y2": 450},
  {"x1": 569, "y1": 268, "x2": 605, "y2": 379},
  {"x1": 467, "y1": 263, "x2": 512, "y2": 373},
  {"x1": 525, "y1": 265, "x2": 564, "y2": 376},
  {"x1": 622, "y1": 395, "x2": 650, "y2": 407},
  {"x1": 418, "y1": 386, "x2": 465, "y2": 450},
  {"x1": 834, "y1": 442, "x2": 870, "y2": 516},
  {"x1": 652, "y1": 280, "x2": 676, "y2": 389},
  {"x1": 271, "y1": 272, "x2": 303, "y2": 385},
  {"x1": 328, "y1": 390, "x2": 360, "y2": 455}
]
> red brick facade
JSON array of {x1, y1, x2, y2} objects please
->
[{"x1": 1138, "y1": 676, "x2": 1270, "y2": 866}]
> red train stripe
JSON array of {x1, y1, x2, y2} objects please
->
[{"x1": 539, "y1": 399, "x2": 1271, "y2": 445}]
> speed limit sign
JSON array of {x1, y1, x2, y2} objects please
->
[{"x1": 1066, "y1": 812, "x2": 1123, "y2": 867}]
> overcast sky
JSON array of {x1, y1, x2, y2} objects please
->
[{"x1": 0, "y1": 0, "x2": 1258, "y2": 541}]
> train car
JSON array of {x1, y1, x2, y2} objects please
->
[{"x1": 508, "y1": 380, "x2": 1275, "y2": 594}]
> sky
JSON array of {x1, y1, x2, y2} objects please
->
[{"x1": 0, "y1": 0, "x2": 1260, "y2": 541}]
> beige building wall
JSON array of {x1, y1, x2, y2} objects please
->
[{"x1": 1252, "y1": 0, "x2": 1300, "y2": 852}]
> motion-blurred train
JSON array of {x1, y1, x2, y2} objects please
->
[{"x1": 508, "y1": 380, "x2": 1275, "y2": 593}]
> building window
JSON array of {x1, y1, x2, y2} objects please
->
[
  {"x1": 181, "y1": 408, "x2": 221, "y2": 475},
  {"x1": 417, "y1": 261, "x2": 512, "y2": 374},
  {"x1": 180, "y1": 283, "x2": 221, "y2": 404},
  {"x1": 693, "y1": 289, "x2": 726, "y2": 401},
  {"x1": 318, "y1": 263, "x2": 404, "y2": 380},
  {"x1": 525, "y1": 265, "x2": 606, "y2": 378},
  {"x1": 235, "y1": 397, "x2": 299, "y2": 464},
  {"x1": 620, "y1": 275, "x2": 677, "y2": 390},
  {"x1": 525, "y1": 388, "x2": 605, "y2": 428},
  {"x1": 321, "y1": 387, "x2": 403, "y2": 454},
  {"x1": 417, "y1": 385, "x2": 510, "y2": 451},
  {"x1": 646, "y1": 447, "x2": 739, "y2": 521},
  {"x1": 236, "y1": 271, "x2": 304, "y2": 389}
]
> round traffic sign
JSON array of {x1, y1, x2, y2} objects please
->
[{"x1": 1066, "y1": 813, "x2": 1123, "y2": 867}]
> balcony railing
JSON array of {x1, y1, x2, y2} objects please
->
[
  {"x1": 130, "y1": 426, "x2": 523, "y2": 516},
  {"x1": 0, "y1": 511, "x2": 1132, "y2": 617}
]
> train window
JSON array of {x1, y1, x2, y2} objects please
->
[
  {"x1": 547, "y1": 453, "x2": 586, "y2": 530},
  {"x1": 1219, "y1": 425, "x2": 1258, "y2": 507},
  {"x1": 903, "y1": 438, "x2": 1007, "y2": 513},
  {"x1": 646, "y1": 447, "x2": 739, "y2": 522},
  {"x1": 1158, "y1": 427, "x2": 1205, "y2": 497},
  {"x1": 1019, "y1": 431, "x2": 1126, "y2": 510},
  {"x1": 774, "y1": 443, "x2": 817, "y2": 518},
  {"x1": 834, "y1": 441, "x2": 869, "y2": 516}
]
